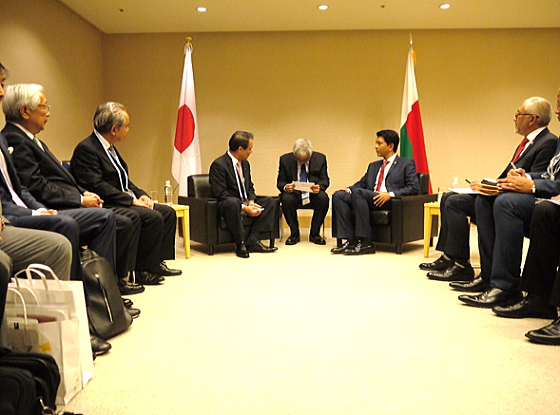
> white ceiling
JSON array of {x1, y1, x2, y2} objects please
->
[{"x1": 58, "y1": 0, "x2": 560, "y2": 34}]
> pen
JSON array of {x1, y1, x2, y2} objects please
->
[
  {"x1": 510, "y1": 161, "x2": 518, "y2": 170},
  {"x1": 465, "y1": 179, "x2": 471, "y2": 184}
]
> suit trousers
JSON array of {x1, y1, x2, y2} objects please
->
[
  {"x1": 435, "y1": 192, "x2": 477, "y2": 263},
  {"x1": 106, "y1": 207, "x2": 141, "y2": 281},
  {"x1": 332, "y1": 188, "x2": 391, "y2": 240},
  {"x1": 0, "y1": 226, "x2": 73, "y2": 326},
  {"x1": 8, "y1": 214, "x2": 83, "y2": 281},
  {"x1": 217, "y1": 196, "x2": 275, "y2": 245},
  {"x1": 115, "y1": 204, "x2": 176, "y2": 272},
  {"x1": 475, "y1": 192, "x2": 535, "y2": 292},
  {"x1": 280, "y1": 190, "x2": 329, "y2": 236},
  {"x1": 520, "y1": 201, "x2": 560, "y2": 305}
]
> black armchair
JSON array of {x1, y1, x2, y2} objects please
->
[
  {"x1": 178, "y1": 174, "x2": 281, "y2": 255},
  {"x1": 332, "y1": 173, "x2": 438, "y2": 254}
]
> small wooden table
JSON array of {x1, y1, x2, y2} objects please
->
[
  {"x1": 423, "y1": 201, "x2": 440, "y2": 258},
  {"x1": 171, "y1": 204, "x2": 190, "y2": 259}
]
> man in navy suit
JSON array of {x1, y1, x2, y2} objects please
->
[
  {"x1": 459, "y1": 100, "x2": 560, "y2": 308},
  {"x1": 1, "y1": 84, "x2": 143, "y2": 295},
  {"x1": 331, "y1": 129, "x2": 419, "y2": 255},
  {"x1": 209, "y1": 131, "x2": 278, "y2": 258},
  {"x1": 421, "y1": 97, "x2": 557, "y2": 287},
  {"x1": 277, "y1": 138, "x2": 330, "y2": 245},
  {"x1": 71, "y1": 102, "x2": 181, "y2": 283}
]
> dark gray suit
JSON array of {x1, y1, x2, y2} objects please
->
[{"x1": 332, "y1": 156, "x2": 418, "y2": 240}]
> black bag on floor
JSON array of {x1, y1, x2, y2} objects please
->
[
  {"x1": 0, "y1": 347, "x2": 60, "y2": 414},
  {"x1": 80, "y1": 249, "x2": 132, "y2": 340}
]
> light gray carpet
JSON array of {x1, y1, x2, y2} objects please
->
[{"x1": 61, "y1": 230, "x2": 560, "y2": 415}]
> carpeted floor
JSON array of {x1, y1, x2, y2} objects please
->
[{"x1": 61, "y1": 229, "x2": 560, "y2": 415}]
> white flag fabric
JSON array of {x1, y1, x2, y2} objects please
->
[{"x1": 172, "y1": 43, "x2": 202, "y2": 197}]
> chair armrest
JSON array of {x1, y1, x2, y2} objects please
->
[{"x1": 391, "y1": 193, "x2": 438, "y2": 243}]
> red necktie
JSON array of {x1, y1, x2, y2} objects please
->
[
  {"x1": 376, "y1": 160, "x2": 390, "y2": 192},
  {"x1": 511, "y1": 137, "x2": 529, "y2": 163}
]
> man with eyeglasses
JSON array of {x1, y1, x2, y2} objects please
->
[
  {"x1": 459, "y1": 96, "x2": 560, "y2": 308},
  {"x1": 420, "y1": 97, "x2": 557, "y2": 288},
  {"x1": 477, "y1": 88, "x2": 560, "y2": 345}
]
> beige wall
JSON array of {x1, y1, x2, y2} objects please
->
[
  {"x1": 1, "y1": 0, "x2": 103, "y2": 161},
  {"x1": 2, "y1": 0, "x2": 560, "y2": 200}
]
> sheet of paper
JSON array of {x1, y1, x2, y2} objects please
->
[
  {"x1": 536, "y1": 198, "x2": 560, "y2": 206},
  {"x1": 293, "y1": 182, "x2": 313, "y2": 192},
  {"x1": 448, "y1": 187, "x2": 477, "y2": 194}
]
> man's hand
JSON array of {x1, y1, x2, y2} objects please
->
[
  {"x1": 469, "y1": 180, "x2": 482, "y2": 192},
  {"x1": 373, "y1": 192, "x2": 391, "y2": 207},
  {"x1": 284, "y1": 183, "x2": 295, "y2": 193},
  {"x1": 243, "y1": 201, "x2": 263, "y2": 217},
  {"x1": 139, "y1": 195, "x2": 154, "y2": 209},
  {"x1": 498, "y1": 175, "x2": 534, "y2": 193},
  {"x1": 310, "y1": 184, "x2": 321, "y2": 194},
  {"x1": 39, "y1": 209, "x2": 58, "y2": 215},
  {"x1": 132, "y1": 198, "x2": 152, "y2": 208},
  {"x1": 335, "y1": 188, "x2": 351, "y2": 194},
  {"x1": 82, "y1": 193, "x2": 103, "y2": 208}
]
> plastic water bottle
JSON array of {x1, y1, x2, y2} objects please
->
[
  {"x1": 451, "y1": 177, "x2": 459, "y2": 188},
  {"x1": 164, "y1": 180, "x2": 173, "y2": 206}
]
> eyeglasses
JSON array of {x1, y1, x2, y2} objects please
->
[
  {"x1": 37, "y1": 104, "x2": 51, "y2": 111},
  {"x1": 515, "y1": 113, "x2": 538, "y2": 119}
]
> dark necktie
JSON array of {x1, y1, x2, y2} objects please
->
[
  {"x1": 376, "y1": 160, "x2": 390, "y2": 192},
  {"x1": 511, "y1": 137, "x2": 529, "y2": 163},
  {"x1": 300, "y1": 163, "x2": 308, "y2": 183}
]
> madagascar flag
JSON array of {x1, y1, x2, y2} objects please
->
[{"x1": 400, "y1": 45, "x2": 431, "y2": 193}]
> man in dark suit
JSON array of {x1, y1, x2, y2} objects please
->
[
  {"x1": 71, "y1": 102, "x2": 181, "y2": 283},
  {"x1": 1, "y1": 84, "x2": 143, "y2": 295},
  {"x1": 486, "y1": 89, "x2": 560, "y2": 344},
  {"x1": 277, "y1": 138, "x2": 330, "y2": 245},
  {"x1": 422, "y1": 97, "x2": 558, "y2": 286},
  {"x1": 459, "y1": 99, "x2": 560, "y2": 308},
  {"x1": 209, "y1": 131, "x2": 277, "y2": 258},
  {"x1": 331, "y1": 129, "x2": 418, "y2": 255}
]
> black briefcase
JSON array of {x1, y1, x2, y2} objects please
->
[
  {"x1": 80, "y1": 249, "x2": 132, "y2": 340},
  {"x1": 0, "y1": 347, "x2": 60, "y2": 414}
]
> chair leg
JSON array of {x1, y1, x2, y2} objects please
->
[
  {"x1": 396, "y1": 244, "x2": 403, "y2": 254},
  {"x1": 269, "y1": 237, "x2": 275, "y2": 248},
  {"x1": 208, "y1": 245, "x2": 215, "y2": 255}
]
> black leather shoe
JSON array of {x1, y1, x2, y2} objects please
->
[
  {"x1": 152, "y1": 261, "x2": 182, "y2": 276},
  {"x1": 236, "y1": 243, "x2": 250, "y2": 258},
  {"x1": 91, "y1": 335, "x2": 111, "y2": 355},
  {"x1": 427, "y1": 263, "x2": 474, "y2": 282},
  {"x1": 309, "y1": 234, "x2": 326, "y2": 245},
  {"x1": 419, "y1": 255, "x2": 453, "y2": 271},
  {"x1": 449, "y1": 277, "x2": 491, "y2": 292},
  {"x1": 127, "y1": 307, "x2": 141, "y2": 319},
  {"x1": 331, "y1": 241, "x2": 350, "y2": 254},
  {"x1": 286, "y1": 234, "x2": 300, "y2": 245},
  {"x1": 343, "y1": 243, "x2": 376, "y2": 255},
  {"x1": 123, "y1": 298, "x2": 133, "y2": 308},
  {"x1": 493, "y1": 296, "x2": 558, "y2": 319},
  {"x1": 136, "y1": 271, "x2": 165, "y2": 285},
  {"x1": 459, "y1": 287, "x2": 523, "y2": 308},
  {"x1": 525, "y1": 317, "x2": 560, "y2": 345},
  {"x1": 118, "y1": 279, "x2": 145, "y2": 295},
  {"x1": 247, "y1": 241, "x2": 278, "y2": 253}
]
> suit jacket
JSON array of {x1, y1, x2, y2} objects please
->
[
  {"x1": 276, "y1": 151, "x2": 330, "y2": 193},
  {"x1": 2, "y1": 123, "x2": 86, "y2": 209},
  {"x1": 70, "y1": 132, "x2": 147, "y2": 207},
  {"x1": 349, "y1": 156, "x2": 419, "y2": 197},
  {"x1": 497, "y1": 127, "x2": 558, "y2": 178},
  {"x1": 0, "y1": 132, "x2": 45, "y2": 218},
  {"x1": 209, "y1": 152, "x2": 257, "y2": 202}
]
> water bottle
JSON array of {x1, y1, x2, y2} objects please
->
[
  {"x1": 164, "y1": 180, "x2": 173, "y2": 206},
  {"x1": 451, "y1": 177, "x2": 459, "y2": 188}
]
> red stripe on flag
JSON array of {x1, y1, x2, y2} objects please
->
[
  {"x1": 174, "y1": 104, "x2": 195, "y2": 153},
  {"x1": 405, "y1": 101, "x2": 430, "y2": 175}
]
